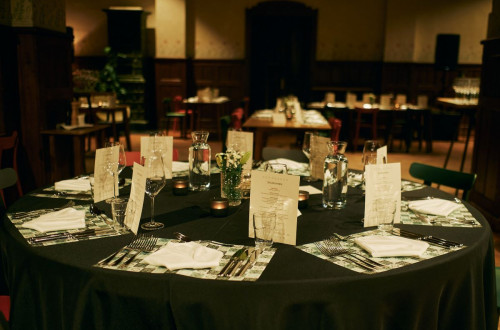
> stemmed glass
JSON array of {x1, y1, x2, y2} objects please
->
[
  {"x1": 302, "y1": 131, "x2": 316, "y2": 182},
  {"x1": 105, "y1": 141, "x2": 127, "y2": 201},
  {"x1": 361, "y1": 140, "x2": 381, "y2": 189},
  {"x1": 141, "y1": 152, "x2": 166, "y2": 230}
]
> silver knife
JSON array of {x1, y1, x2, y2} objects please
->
[
  {"x1": 29, "y1": 228, "x2": 115, "y2": 243},
  {"x1": 228, "y1": 248, "x2": 250, "y2": 277},
  {"x1": 236, "y1": 248, "x2": 258, "y2": 277},
  {"x1": 217, "y1": 248, "x2": 246, "y2": 276}
]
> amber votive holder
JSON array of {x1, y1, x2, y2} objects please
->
[
  {"x1": 298, "y1": 190, "x2": 310, "y2": 209},
  {"x1": 211, "y1": 198, "x2": 229, "y2": 217},
  {"x1": 172, "y1": 179, "x2": 189, "y2": 196}
]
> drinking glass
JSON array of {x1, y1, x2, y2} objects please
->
[
  {"x1": 376, "y1": 197, "x2": 398, "y2": 233},
  {"x1": 111, "y1": 198, "x2": 128, "y2": 231},
  {"x1": 361, "y1": 140, "x2": 381, "y2": 189},
  {"x1": 302, "y1": 131, "x2": 317, "y2": 182},
  {"x1": 253, "y1": 211, "x2": 277, "y2": 250},
  {"x1": 105, "y1": 141, "x2": 126, "y2": 201},
  {"x1": 264, "y1": 163, "x2": 288, "y2": 174},
  {"x1": 141, "y1": 153, "x2": 166, "y2": 230}
]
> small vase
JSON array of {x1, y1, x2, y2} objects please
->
[{"x1": 221, "y1": 167, "x2": 242, "y2": 206}]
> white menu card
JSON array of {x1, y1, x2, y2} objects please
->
[
  {"x1": 140, "y1": 136, "x2": 173, "y2": 179},
  {"x1": 93, "y1": 146, "x2": 118, "y2": 202},
  {"x1": 376, "y1": 146, "x2": 388, "y2": 164},
  {"x1": 363, "y1": 163, "x2": 401, "y2": 227},
  {"x1": 124, "y1": 162, "x2": 146, "y2": 234},
  {"x1": 249, "y1": 170, "x2": 300, "y2": 245},
  {"x1": 310, "y1": 135, "x2": 330, "y2": 180},
  {"x1": 227, "y1": 130, "x2": 253, "y2": 172}
]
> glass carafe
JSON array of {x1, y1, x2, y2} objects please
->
[
  {"x1": 322, "y1": 141, "x2": 348, "y2": 209},
  {"x1": 189, "y1": 131, "x2": 211, "y2": 191}
]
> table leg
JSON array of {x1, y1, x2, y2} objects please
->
[
  {"x1": 459, "y1": 113, "x2": 475, "y2": 172},
  {"x1": 72, "y1": 135, "x2": 86, "y2": 176},
  {"x1": 254, "y1": 130, "x2": 265, "y2": 160}
]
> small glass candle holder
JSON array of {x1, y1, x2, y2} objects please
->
[
  {"x1": 172, "y1": 178, "x2": 189, "y2": 196},
  {"x1": 211, "y1": 198, "x2": 229, "y2": 217},
  {"x1": 298, "y1": 190, "x2": 310, "y2": 209}
]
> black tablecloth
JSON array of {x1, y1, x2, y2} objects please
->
[{"x1": 0, "y1": 169, "x2": 497, "y2": 330}]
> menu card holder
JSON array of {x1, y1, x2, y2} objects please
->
[
  {"x1": 140, "y1": 136, "x2": 173, "y2": 179},
  {"x1": 363, "y1": 163, "x2": 401, "y2": 227},
  {"x1": 227, "y1": 130, "x2": 254, "y2": 172},
  {"x1": 248, "y1": 170, "x2": 300, "y2": 245},
  {"x1": 93, "y1": 146, "x2": 119, "y2": 203},
  {"x1": 124, "y1": 162, "x2": 146, "y2": 234},
  {"x1": 310, "y1": 135, "x2": 331, "y2": 180}
]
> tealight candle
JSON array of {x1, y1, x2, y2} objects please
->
[
  {"x1": 172, "y1": 179, "x2": 189, "y2": 196},
  {"x1": 298, "y1": 190, "x2": 310, "y2": 209},
  {"x1": 210, "y1": 198, "x2": 229, "y2": 217}
]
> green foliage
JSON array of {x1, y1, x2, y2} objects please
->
[{"x1": 95, "y1": 47, "x2": 127, "y2": 97}]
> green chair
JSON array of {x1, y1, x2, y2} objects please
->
[{"x1": 409, "y1": 162, "x2": 477, "y2": 201}]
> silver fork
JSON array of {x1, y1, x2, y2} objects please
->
[
  {"x1": 100, "y1": 234, "x2": 147, "y2": 265},
  {"x1": 112, "y1": 235, "x2": 157, "y2": 266},
  {"x1": 123, "y1": 236, "x2": 158, "y2": 265}
]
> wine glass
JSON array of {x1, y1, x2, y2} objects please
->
[
  {"x1": 361, "y1": 140, "x2": 381, "y2": 189},
  {"x1": 302, "y1": 131, "x2": 316, "y2": 182},
  {"x1": 105, "y1": 141, "x2": 126, "y2": 201},
  {"x1": 141, "y1": 152, "x2": 166, "y2": 230}
]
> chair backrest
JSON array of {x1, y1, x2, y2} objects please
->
[
  {"x1": 0, "y1": 167, "x2": 18, "y2": 212},
  {"x1": 409, "y1": 162, "x2": 477, "y2": 200},
  {"x1": 0, "y1": 131, "x2": 22, "y2": 198},
  {"x1": 262, "y1": 147, "x2": 308, "y2": 163},
  {"x1": 231, "y1": 108, "x2": 244, "y2": 130},
  {"x1": 328, "y1": 117, "x2": 342, "y2": 141}
]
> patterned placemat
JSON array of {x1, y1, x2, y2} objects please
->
[
  {"x1": 7, "y1": 205, "x2": 123, "y2": 246},
  {"x1": 30, "y1": 178, "x2": 132, "y2": 200},
  {"x1": 95, "y1": 240, "x2": 276, "y2": 282},
  {"x1": 297, "y1": 229, "x2": 465, "y2": 274},
  {"x1": 348, "y1": 172, "x2": 426, "y2": 192},
  {"x1": 256, "y1": 162, "x2": 309, "y2": 176},
  {"x1": 400, "y1": 200, "x2": 481, "y2": 227}
]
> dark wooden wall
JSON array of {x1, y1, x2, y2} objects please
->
[
  {"x1": 470, "y1": 38, "x2": 500, "y2": 230},
  {"x1": 0, "y1": 26, "x2": 74, "y2": 190}
]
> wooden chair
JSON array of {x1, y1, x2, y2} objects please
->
[
  {"x1": 262, "y1": 147, "x2": 308, "y2": 163},
  {"x1": 168, "y1": 96, "x2": 194, "y2": 138},
  {"x1": 0, "y1": 132, "x2": 23, "y2": 204},
  {"x1": 353, "y1": 107, "x2": 379, "y2": 151},
  {"x1": 409, "y1": 162, "x2": 477, "y2": 201},
  {"x1": 0, "y1": 168, "x2": 18, "y2": 214}
]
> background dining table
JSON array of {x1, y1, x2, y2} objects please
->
[{"x1": 0, "y1": 167, "x2": 497, "y2": 330}]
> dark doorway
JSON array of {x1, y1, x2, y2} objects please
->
[{"x1": 246, "y1": 1, "x2": 317, "y2": 111}]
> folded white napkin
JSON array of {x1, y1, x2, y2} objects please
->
[
  {"x1": 269, "y1": 158, "x2": 306, "y2": 170},
  {"x1": 354, "y1": 235, "x2": 429, "y2": 257},
  {"x1": 354, "y1": 235, "x2": 429, "y2": 258},
  {"x1": 172, "y1": 161, "x2": 189, "y2": 172},
  {"x1": 22, "y1": 208, "x2": 86, "y2": 233},
  {"x1": 143, "y1": 242, "x2": 223, "y2": 270},
  {"x1": 408, "y1": 198, "x2": 461, "y2": 217},
  {"x1": 54, "y1": 179, "x2": 91, "y2": 191}
]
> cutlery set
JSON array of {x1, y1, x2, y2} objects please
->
[
  {"x1": 315, "y1": 238, "x2": 385, "y2": 272},
  {"x1": 218, "y1": 247, "x2": 259, "y2": 277},
  {"x1": 28, "y1": 228, "x2": 116, "y2": 244},
  {"x1": 392, "y1": 228, "x2": 463, "y2": 248},
  {"x1": 11, "y1": 201, "x2": 76, "y2": 219},
  {"x1": 100, "y1": 234, "x2": 158, "y2": 266}
]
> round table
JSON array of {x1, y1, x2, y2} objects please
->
[{"x1": 0, "y1": 169, "x2": 497, "y2": 329}]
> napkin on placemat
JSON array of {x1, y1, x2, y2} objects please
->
[
  {"x1": 22, "y1": 208, "x2": 86, "y2": 233},
  {"x1": 354, "y1": 235, "x2": 429, "y2": 258},
  {"x1": 54, "y1": 179, "x2": 91, "y2": 191},
  {"x1": 172, "y1": 161, "x2": 190, "y2": 172},
  {"x1": 408, "y1": 198, "x2": 461, "y2": 217},
  {"x1": 269, "y1": 158, "x2": 306, "y2": 170},
  {"x1": 143, "y1": 242, "x2": 223, "y2": 270}
]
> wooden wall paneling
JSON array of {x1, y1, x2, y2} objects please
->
[
  {"x1": 470, "y1": 38, "x2": 500, "y2": 229},
  {"x1": 154, "y1": 59, "x2": 186, "y2": 125},
  {"x1": 0, "y1": 25, "x2": 20, "y2": 136}
]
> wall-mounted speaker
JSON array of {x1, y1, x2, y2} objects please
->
[{"x1": 435, "y1": 34, "x2": 460, "y2": 71}]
